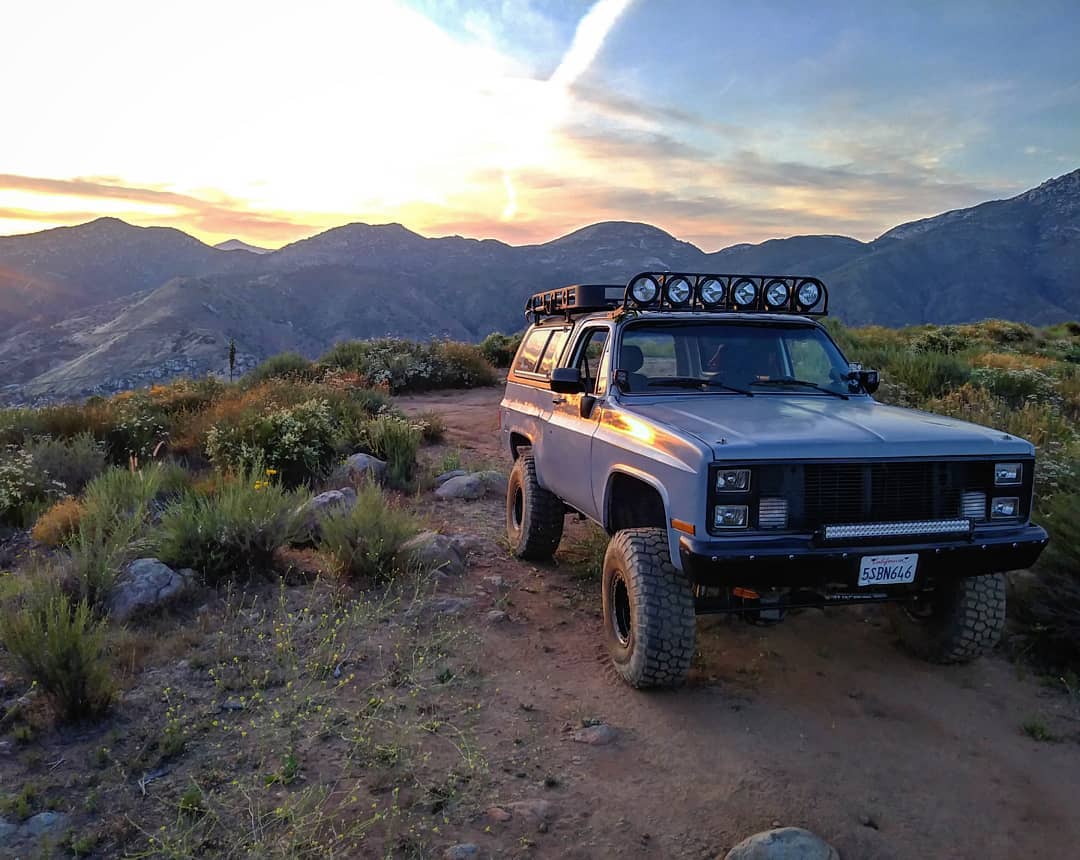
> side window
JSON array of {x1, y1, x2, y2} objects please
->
[
  {"x1": 572, "y1": 328, "x2": 609, "y2": 394},
  {"x1": 785, "y1": 331, "x2": 835, "y2": 384},
  {"x1": 536, "y1": 329, "x2": 570, "y2": 377},
  {"x1": 513, "y1": 329, "x2": 550, "y2": 375}
]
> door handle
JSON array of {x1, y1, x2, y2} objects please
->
[{"x1": 551, "y1": 396, "x2": 567, "y2": 404}]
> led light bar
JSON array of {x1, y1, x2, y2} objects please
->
[
  {"x1": 823, "y1": 519, "x2": 972, "y2": 540},
  {"x1": 622, "y1": 272, "x2": 828, "y2": 315}
]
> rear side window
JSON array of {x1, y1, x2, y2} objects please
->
[
  {"x1": 537, "y1": 329, "x2": 570, "y2": 376},
  {"x1": 513, "y1": 329, "x2": 550, "y2": 374}
]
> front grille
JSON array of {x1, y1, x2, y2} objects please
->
[{"x1": 802, "y1": 461, "x2": 983, "y2": 525}]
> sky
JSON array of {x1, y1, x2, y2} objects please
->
[{"x1": 1, "y1": 0, "x2": 1078, "y2": 251}]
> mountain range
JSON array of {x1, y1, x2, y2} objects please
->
[{"x1": 0, "y1": 168, "x2": 1077, "y2": 403}]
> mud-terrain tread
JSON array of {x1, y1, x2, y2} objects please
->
[
  {"x1": 887, "y1": 573, "x2": 1007, "y2": 664},
  {"x1": 603, "y1": 528, "x2": 696, "y2": 688},
  {"x1": 506, "y1": 453, "x2": 564, "y2": 561}
]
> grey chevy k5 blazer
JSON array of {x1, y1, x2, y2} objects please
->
[{"x1": 499, "y1": 272, "x2": 1049, "y2": 688}]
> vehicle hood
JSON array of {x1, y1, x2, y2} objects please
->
[{"x1": 623, "y1": 394, "x2": 1035, "y2": 460}]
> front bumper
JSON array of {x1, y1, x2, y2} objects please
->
[{"x1": 679, "y1": 523, "x2": 1048, "y2": 588}]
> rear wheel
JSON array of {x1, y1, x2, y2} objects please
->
[
  {"x1": 602, "y1": 528, "x2": 696, "y2": 688},
  {"x1": 506, "y1": 452, "x2": 564, "y2": 561},
  {"x1": 886, "y1": 573, "x2": 1007, "y2": 663}
]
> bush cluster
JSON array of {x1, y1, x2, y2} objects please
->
[
  {"x1": 319, "y1": 338, "x2": 497, "y2": 393},
  {"x1": 478, "y1": 331, "x2": 523, "y2": 367}
]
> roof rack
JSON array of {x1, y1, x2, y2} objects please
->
[
  {"x1": 524, "y1": 284, "x2": 623, "y2": 321},
  {"x1": 524, "y1": 272, "x2": 829, "y2": 322}
]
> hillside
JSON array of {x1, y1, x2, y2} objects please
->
[{"x1": 0, "y1": 169, "x2": 1077, "y2": 401}]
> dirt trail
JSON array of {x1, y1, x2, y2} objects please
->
[{"x1": 399, "y1": 386, "x2": 1080, "y2": 859}]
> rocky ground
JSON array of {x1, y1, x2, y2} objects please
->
[{"x1": 1, "y1": 385, "x2": 1078, "y2": 859}]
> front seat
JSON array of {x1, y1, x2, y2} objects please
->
[{"x1": 619, "y1": 345, "x2": 649, "y2": 392}]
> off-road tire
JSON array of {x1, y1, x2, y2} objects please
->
[
  {"x1": 602, "y1": 528, "x2": 696, "y2": 688},
  {"x1": 886, "y1": 573, "x2": 1007, "y2": 664},
  {"x1": 506, "y1": 452, "x2": 564, "y2": 561}
]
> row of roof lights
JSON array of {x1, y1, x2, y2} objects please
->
[{"x1": 628, "y1": 274, "x2": 823, "y2": 312}]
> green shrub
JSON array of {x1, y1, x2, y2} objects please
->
[
  {"x1": 971, "y1": 366, "x2": 1059, "y2": 407},
  {"x1": 414, "y1": 410, "x2": 447, "y2": 444},
  {"x1": 26, "y1": 433, "x2": 107, "y2": 494},
  {"x1": 361, "y1": 416, "x2": 421, "y2": 487},
  {"x1": 0, "y1": 445, "x2": 65, "y2": 526},
  {"x1": 1020, "y1": 489, "x2": 1080, "y2": 668},
  {"x1": 103, "y1": 392, "x2": 168, "y2": 462},
  {"x1": 156, "y1": 466, "x2": 307, "y2": 584},
  {"x1": 478, "y1": 331, "x2": 522, "y2": 367},
  {"x1": 879, "y1": 349, "x2": 971, "y2": 396},
  {"x1": 316, "y1": 484, "x2": 418, "y2": 580},
  {"x1": 246, "y1": 352, "x2": 317, "y2": 383},
  {"x1": 0, "y1": 588, "x2": 115, "y2": 722},
  {"x1": 206, "y1": 398, "x2": 338, "y2": 488},
  {"x1": 320, "y1": 338, "x2": 496, "y2": 393},
  {"x1": 908, "y1": 325, "x2": 971, "y2": 355}
]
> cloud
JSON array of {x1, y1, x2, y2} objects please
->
[{"x1": 0, "y1": 174, "x2": 315, "y2": 243}]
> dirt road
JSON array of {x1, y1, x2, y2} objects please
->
[{"x1": 399, "y1": 386, "x2": 1080, "y2": 859}]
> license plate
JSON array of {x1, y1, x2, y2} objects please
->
[{"x1": 858, "y1": 553, "x2": 918, "y2": 586}]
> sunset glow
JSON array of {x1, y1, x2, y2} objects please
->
[{"x1": 2, "y1": 0, "x2": 1077, "y2": 249}]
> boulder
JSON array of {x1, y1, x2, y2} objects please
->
[
  {"x1": 399, "y1": 531, "x2": 466, "y2": 576},
  {"x1": 0, "y1": 817, "x2": 16, "y2": 841},
  {"x1": 505, "y1": 799, "x2": 556, "y2": 823},
  {"x1": 296, "y1": 487, "x2": 357, "y2": 538},
  {"x1": 476, "y1": 470, "x2": 508, "y2": 496},
  {"x1": 435, "y1": 469, "x2": 468, "y2": 486},
  {"x1": 443, "y1": 845, "x2": 480, "y2": 860},
  {"x1": 108, "y1": 559, "x2": 195, "y2": 622},
  {"x1": 434, "y1": 474, "x2": 485, "y2": 500},
  {"x1": 24, "y1": 811, "x2": 70, "y2": 838},
  {"x1": 342, "y1": 453, "x2": 387, "y2": 484},
  {"x1": 724, "y1": 827, "x2": 839, "y2": 860},
  {"x1": 572, "y1": 723, "x2": 618, "y2": 746}
]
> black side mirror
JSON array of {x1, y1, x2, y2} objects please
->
[
  {"x1": 550, "y1": 367, "x2": 584, "y2": 394},
  {"x1": 858, "y1": 369, "x2": 880, "y2": 394}
]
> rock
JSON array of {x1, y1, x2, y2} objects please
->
[
  {"x1": 221, "y1": 698, "x2": 245, "y2": 712},
  {"x1": 476, "y1": 470, "x2": 508, "y2": 496},
  {"x1": 435, "y1": 469, "x2": 468, "y2": 486},
  {"x1": 399, "y1": 531, "x2": 466, "y2": 576},
  {"x1": 486, "y1": 805, "x2": 512, "y2": 822},
  {"x1": 407, "y1": 596, "x2": 474, "y2": 621},
  {"x1": 0, "y1": 816, "x2": 15, "y2": 841},
  {"x1": 434, "y1": 474, "x2": 484, "y2": 500},
  {"x1": 296, "y1": 487, "x2": 357, "y2": 538},
  {"x1": 0, "y1": 741, "x2": 12, "y2": 756},
  {"x1": 342, "y1": 453, "x2": 387, "y2": 484},
  {"x1": 572, "y1": 724, "x2": 618, "y2": 746},
  {"x1": 449, "y1": 534, "x2": 488, "y2": 556},
  {"x1": 482, "y1": 575, "x2": 507, "y2": 590},
  {"x1": 443, "y1": 845, "x2": 480, "y2": 860},
  {"x1": 724, "y1": 827, "x2": 839, "y2": 860},
  {"x1": 25, "y1": 811, "x2": 70, "y2": 838},
  {"x1": 108, "y1": 559, "x2": 195, "y2": 622},
  {"x1": 487, "y1": 610, "x2": 509, "y2": 624},
  {"x1": 505, "y1": 799, "x2": 556, "y2": 823}
]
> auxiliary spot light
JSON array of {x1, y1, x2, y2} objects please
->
[{"x1": 629, "y1": 275, "x2": 660, "y2": 306}]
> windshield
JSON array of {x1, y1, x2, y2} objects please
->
[{"x1": 617, "y1": 321, "x2": 856, "y2": 395}]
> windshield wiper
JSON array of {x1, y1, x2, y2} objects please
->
[
  {"x1": 749, "y1": 377, "x2": 849, "y2": 399},
  {"x1": 647, "y1": 377, "x2": 754, "y2": 396}
]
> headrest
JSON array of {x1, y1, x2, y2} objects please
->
[{"x1": 621, "y1": 344, "x2": 644, "y2": 373}]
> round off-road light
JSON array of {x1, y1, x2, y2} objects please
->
[
  {"x1": 732, "y1": 278, "x2": 758, "y2": 307},
  {"x1": 764, "y1": 279, "x2": 790, "y2": 308},
  {"x1": 796, "y1": 280, "x2": 822, "y2": 309},
  {"x1": 698, "y1": 277, "x2": 726, "y2": 307},
  {"x1": 629, "y1": 275, "x2": 660, "y2": 306},
  {"x1": 665, "y1": 276, "x2": 692, "y2": 306}
]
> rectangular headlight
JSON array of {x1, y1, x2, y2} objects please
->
[
  {"x1": 714, "y1": 505, "x2": 748, "y2": 529},
  {"x1": 991, "y1": 497, "x2": 1020, "y2": 519},
  {"x1": 994, "y1": 463, "x2": 1022, "y2": 486},
  {"x1": 715, "y1": 469, "x2": 750, "y2": 492}
]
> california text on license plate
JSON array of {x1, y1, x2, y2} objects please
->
[{"x1": 858, "y1": 553, "x2": 918, "y2": 586}]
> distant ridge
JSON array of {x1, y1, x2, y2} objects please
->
[
  {"x1": 0, "y1": 168, "x2": 1077, "y2": 402},
  {"x1": 214, "y1": 238, "x2": 271, "y2": 254}
]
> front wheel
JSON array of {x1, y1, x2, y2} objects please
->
[
  {"x1": 886, "y1": 573, "x2": 1007, "y2": 663},
  {"x1": 602, "y1": 528, "x2": 696, "y2": 688}
]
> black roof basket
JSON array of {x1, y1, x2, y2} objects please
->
[{"x1": 524, "y1": 284, "x2": 623, "y2": 321}]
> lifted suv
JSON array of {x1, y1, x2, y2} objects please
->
[{"x1": 500, "y1": 273, "x2": 1049, "y2": 688}]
